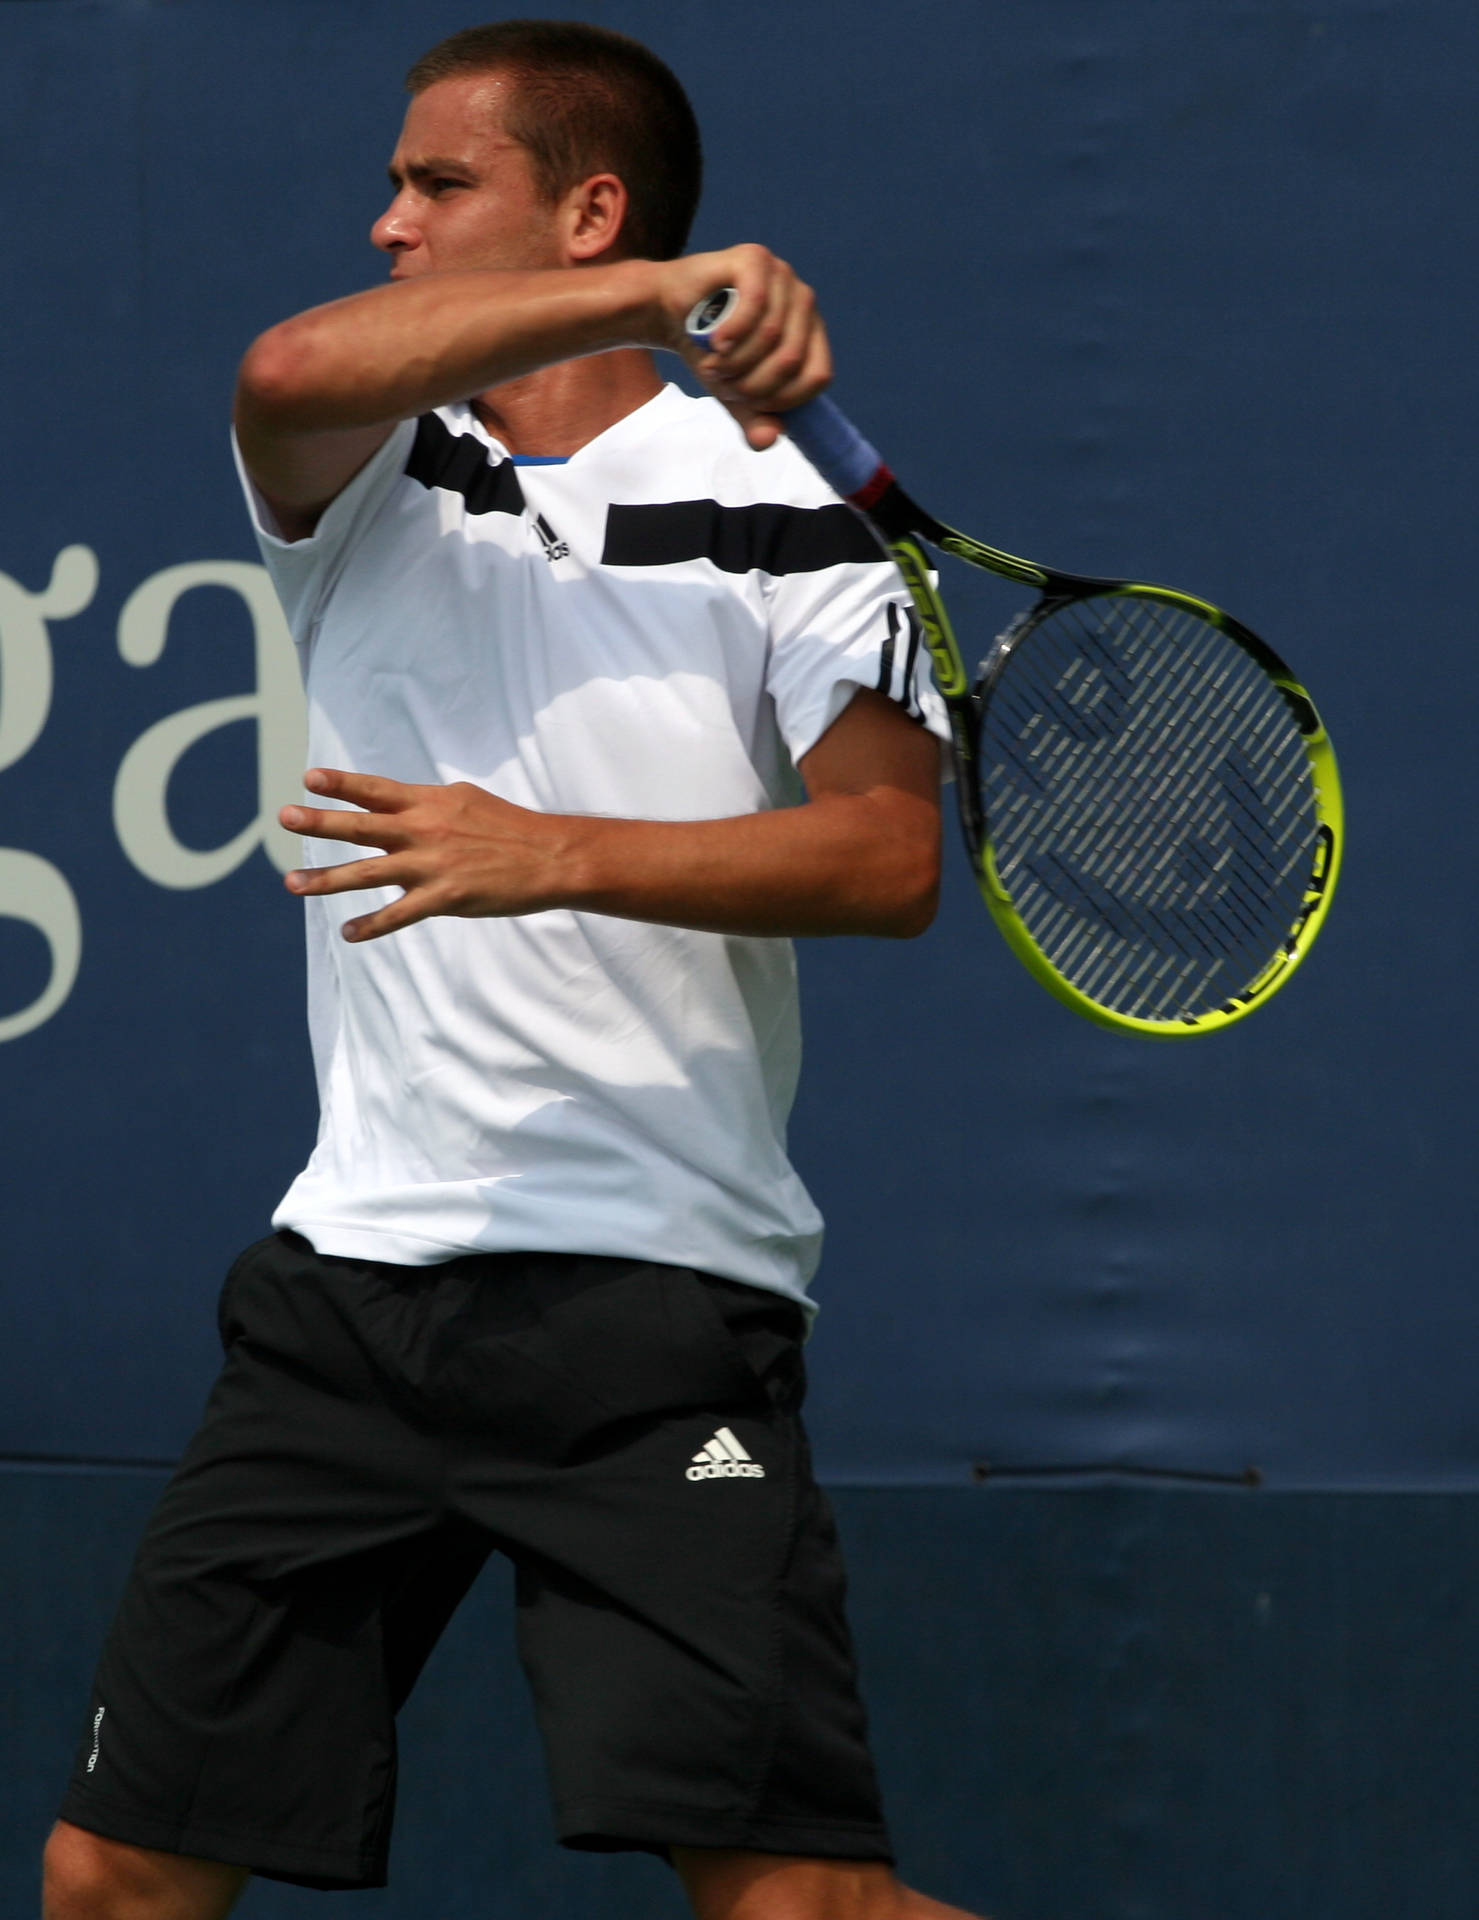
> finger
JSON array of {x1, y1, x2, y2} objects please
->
[
  {"x1": 715, "y1": 314, "x2": 831, "y2": 446},
  {"x1": 279, "y1": 804, "x2": 400, "y2": 848},
  {"x1": 301, "y1": 766, "x2": 420, "y2": 809},
  {"x1": 705, "y1": 286, "x2": 833, "y2": 424},
  {"x1": 703, "y1": 260, "x2": 790, "y2": 384},
  {"x1": 681, "y1": 243, "x2": 776, "y2": 357},
  {"x1": 341, "y1": 890, "x2": 433, "y2": 943},
  {"x1": 740, "y1": 409, "x2": 784, "y2": 451},
  {"x1": 723, "y1": 294, "x2": 821, "y2": 412},
  {"x1": 284, "y1": 855, "x2": 398, "y2": 896},
  {"x1": 770, "y1": 308, "x2": 832, "y2": 412}
]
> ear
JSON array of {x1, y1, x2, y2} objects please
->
[{"x1": 563, "y1": 172, "x2": 630, "y2": 263}]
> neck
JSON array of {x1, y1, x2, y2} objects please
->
[{"x1": 472, "y1": 347, "x2": 664, "y2": 456}]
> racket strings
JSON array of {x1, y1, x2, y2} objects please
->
[
  {"x1": 1001, "y1": 638, "x2": 1308, "y2": 997},
  {"x1": 993, "y1": 605, "x2": 1313, "y2": 1010},
  {"x1": 979, "y1": 594, "x2": 1319, "y2": 1021}
]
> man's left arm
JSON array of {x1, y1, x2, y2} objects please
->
[{"x1": 278, "y1": 687, "x2": 941, "y2": 943}]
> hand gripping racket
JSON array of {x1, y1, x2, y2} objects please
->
[{"x1": 687, "y1": 289, "x2": 1343, "y2": 1038}]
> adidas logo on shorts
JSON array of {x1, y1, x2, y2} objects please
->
[{"x1": 686, "y1": 1426, "x2": 765, "y2": 1481}]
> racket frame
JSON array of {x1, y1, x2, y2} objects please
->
[{"x1": 876, "y1": 496, "x2": 1342, "y2": 1036}]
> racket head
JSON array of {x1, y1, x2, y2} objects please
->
[{"x1": 969, "y1": 584, "x2": 1342, "y2": 1037}]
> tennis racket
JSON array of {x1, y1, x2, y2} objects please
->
[{"x1": 687, "y1": 289, "x2": 1343, "y2": 1038}]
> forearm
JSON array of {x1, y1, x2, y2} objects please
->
[
  {"x1": 550, "y1": 794, "x2": 941, "y2": 940},
  {"x1": 281, "y1": 768, "x2": 942, "y2": 944},
  {"x1": 235, "y1": 259, "x2": 658, "y2": 435},
  {"x1": 235, "y1": 245, "x2": 830, "y2": 520}
]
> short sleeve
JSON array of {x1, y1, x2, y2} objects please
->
[
  {"x1": 230, "y1": 418, "x2": 418, "y2": 642},
  {"x1": 763, "y1": 557, "x2": 952, "y2": 769}
]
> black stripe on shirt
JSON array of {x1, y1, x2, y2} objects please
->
[
  {"x1": 405, "y1": 414, "x2": 526, "y2": 516},
  {"x1": 899, "y1": 602, "x2": 924, "y2": 718},
  {"x1": 876, "y1": 599, "x2": 901, "y2": 697},
  {"x1": 876, "y1": 600, "x2": 926, "y2": 717},
  {"x1": 602, "y1": 499, "x2": 885, "y2": 575}
]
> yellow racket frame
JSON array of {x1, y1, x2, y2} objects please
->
[{"x1": 888, "y1": 532, "x2": 1345, "y2": 1038}]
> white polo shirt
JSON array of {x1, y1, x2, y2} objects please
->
[{"x1": 237, "y1": 383, "x2": 945, "y2": 1307}]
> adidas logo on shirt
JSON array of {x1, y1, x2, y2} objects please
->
[
  {"x1": 686, "y1": 1426, "x2": 765, "y2": 1481},
  {"x1": 532, "y1": 512, "x2": 570, "y2": 563}
]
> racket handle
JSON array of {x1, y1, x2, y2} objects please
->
[
  {"x1": 685, "y1": 290, "x2": 888, "y2": 502},
  {"x1": 781, "y1": 394, "x2": 887, "y2": 501}
]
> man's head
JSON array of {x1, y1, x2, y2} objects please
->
[{"x1": 374, "y1": 19, "x2": 701, "y2": 275}]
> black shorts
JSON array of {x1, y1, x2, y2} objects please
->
[{"x1": 59, "y1": 1232, "x2": 891, "y2": 1889}]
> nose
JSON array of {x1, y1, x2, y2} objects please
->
[{"x1": 371, "y1": 190, "x2": 420, "y2": 256}]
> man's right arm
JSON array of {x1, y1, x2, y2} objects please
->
[{"x1": 233, "y1": 246, "x2": 829, "y2": 539}]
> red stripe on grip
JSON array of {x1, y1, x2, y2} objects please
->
[{"x1": 848, "y1": 465, "x2": 896, "y2": 512}]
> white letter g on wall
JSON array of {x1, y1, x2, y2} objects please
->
[
  {"x1": 113, "y1": 562, "x2": 306, "y2": 888},
  {"x1": 0, "y1": 851, "x2": 81, "y2": 1044},
  {"x1": 0, "y1": 546, "x2": 96, "y2": 1043}
]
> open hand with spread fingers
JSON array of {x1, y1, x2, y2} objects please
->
[{"x1": 281, "y1": 767, "x2": 572, "y2": 942}]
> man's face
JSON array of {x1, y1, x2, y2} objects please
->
[{"x1": 372, "y1": 73, "x2": 564, "y2": 279}]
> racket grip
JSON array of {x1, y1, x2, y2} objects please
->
[
  {"x1": 782, "y1": 394, "x2": 886, "y2": 501},
  {"x1": 685, "y1": 290, "x2": 888, "y2": 502}
]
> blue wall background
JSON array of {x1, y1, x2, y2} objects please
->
[{"x1": 4, "y1": 2, "x2": 1478, "y2": 1914}]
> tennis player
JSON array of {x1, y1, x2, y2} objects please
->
[{"x1": 45, "y1": 22, "x2": 984, "y2": 1920}]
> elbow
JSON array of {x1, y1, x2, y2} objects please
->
[
  {"x1": 881, "y1": 875, "x2": 939, "y2": 939},
  {"x1": 234, "y1": 321, "x2": 320, "y2": 432},
  {"x1": 872, "y1": 837, "x2": 941, "y2": 940}
]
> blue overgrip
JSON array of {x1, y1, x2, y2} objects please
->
[{"x1": 781, "y1": 395, "x2": 885, "y2": 501}]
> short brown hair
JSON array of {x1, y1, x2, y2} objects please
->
[{"x1": 406, "y1": 20, "x2": 702, "y2": 260}]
